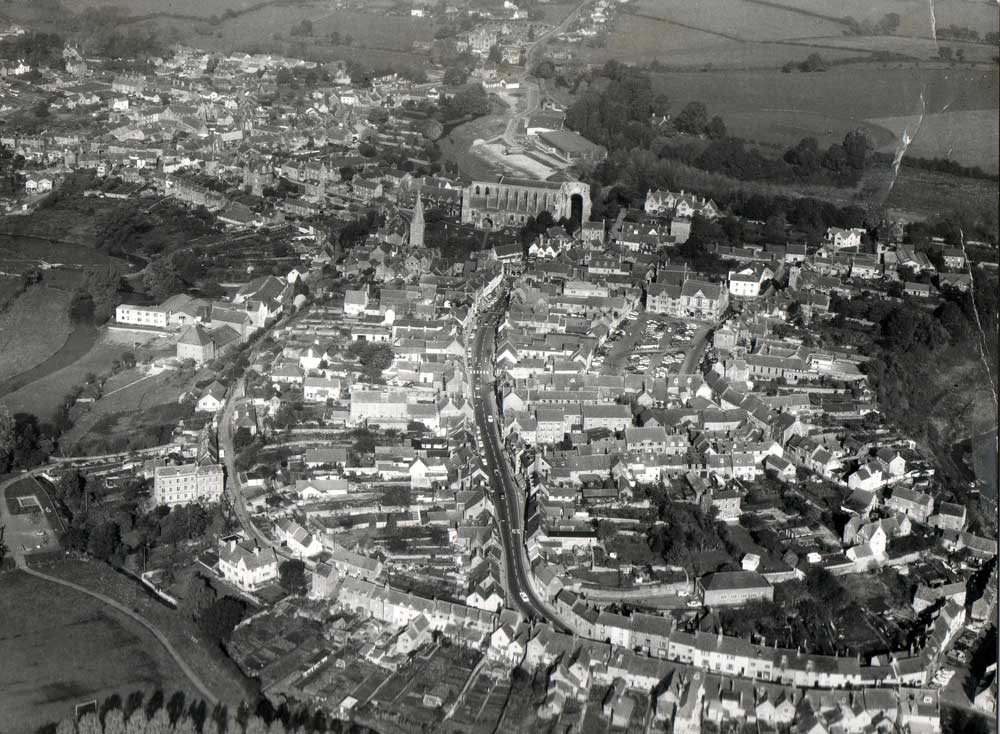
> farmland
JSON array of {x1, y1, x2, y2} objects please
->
[
  {"x1": 869, "y1": 109, "x2": 999, "y2": 170},
  {"x1": 0, "y1": 569, "x2": 194, "y2": 734},
  {"x1": 645, "y1": 65, "x2": 998, "y2": 165},
  {"x1": 590, "y1": 0, "x2": 999, "y2": 68},
  {"x1": 0, "y1": 285, "x2": 73, "y2": 384},
  {"x1": 0, "y1": 332, "x2": 127, "y2": 420},
  {"x1": 882, "y1": 167, "x2": 999, "y2": 223},
  {"x1": 41, "y1": 559, "x2": 254, "y2": 705},
  {"x1": 59, "y1": 363, "x2": 192, "y2": 456}
]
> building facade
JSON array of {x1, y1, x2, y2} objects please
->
[
  {"x1": 462, "y1": 176, "x2": 591, "y2": 230},
  {"x1": 153, "y1": 463, "x2": 224, "y2": 506}
]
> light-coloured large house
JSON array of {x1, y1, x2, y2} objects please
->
[
  {"x1": 218, "y1": 538, "x2": 279, "y2": 592},
  {"x1": 153, "y1": 462, "x2": 224, "y2": 507}
]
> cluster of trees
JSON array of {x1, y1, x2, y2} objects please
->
[
  {"x1": 54, "y1": 470, "x2": 226, "y2": 569},
  {"x1": 652, "y1": 129, "x2": 875, "y2": 188},
  {"x1": 902, "y1": 155, "x2": 999, "y2": 182},
  {"x1": 348, "y1": 340, "x2": 394, "y2": 382},
  {"x1": 935, "y1": 24, "x2": 992, "y2": 43},
  {"x1": 825, "y1": 287, "x2": 994, "y2": 437},
  {"x1": 289, "y1": 19, "x2": 313, "y2": 36},
  {"x1": 645, "y1": 503, "x2": 731, "y2": 571},
  {"x1": 0, "y1": 31, "x2": 64, "y2": 68},
  {"x1": 0, "y1": 407, "x2": 59, "y2": 472},
  {"x1": 842, "y1": 13, "x2": 901, "y2": 36},
  {"x1": 70, "y1": 266, "x2": 126, "y2": 325},
  {"x1": 336, "y1": 209, "x2": 385, "y2": 249},
  {"x1": 0, "y1": 266, "x2": 42, "y2": 312},
  {"x1": 45, "y1": 689, "x2": 368, "y2": 734},
  {"x1": 180, "y1": 573, "x2": 251, "y2": 644},
  {"x1": 95, "y1": 201, "x2": 218, "y2": 258},
  {"x1": 781, "y1": 52, "x2": 830, "y2": 73},
  {"x1": 439, "y1": 84, "x2": 490, "y2": 121},
  {"x1": 569, "y1": 63, "x2": 883, "y2": 198},
  {"x1": 717, "y1": 567, "x2": 909, "y2": 655}
]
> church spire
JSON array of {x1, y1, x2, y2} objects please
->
[{"x1": 409, "y1": 191, "x2": 425, "y2": 248}]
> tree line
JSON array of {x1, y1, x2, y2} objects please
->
[{"x1": 43, "y1": 689, "x2": 371, "y2": 734}]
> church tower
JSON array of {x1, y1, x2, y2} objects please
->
[{"x1": 409, "y1": 192, "x2": 425, "y2": 248}]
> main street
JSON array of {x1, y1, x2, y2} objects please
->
[
  {"x1": 469, "y1": 297, "x2": 569, "y2": 632},
  {"x1": 219, "y1": 375, "x2": 306, "y2": 568}
]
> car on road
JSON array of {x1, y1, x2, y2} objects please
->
[
  {"x1": 519, "y1": 591, "x2": 529, "y2": 603},
  {"x1": 686, "y1": 600, "x2": 701, "y2": 607}
]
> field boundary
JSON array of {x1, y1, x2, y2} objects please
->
[{"x1": 18, "y1": 564, "x2": 220, "y2": 705}]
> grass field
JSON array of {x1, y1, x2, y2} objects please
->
[
  {"x1": 0, "y1": 233, "x2": 126, "y2": 270},
  {"x1": 629, "y1": 0, "x2": 849, "y2": 42},
  {"x1": 41, "y1": 559, "x2": 253, "y2": 705},
  {"x1": 0, "y1": 286, "x2": 73, "y2": 383},
  {"x1": 0, "y1": 569, "x2": 194, "y2": 733},
  {"x1": 0, "y1": 332, "x2": 124, "y2": 420},
  {"x1": 60, "y1": 366, "x2": 190, "y2": 454},
  {"x1": 647, "y1": 64, "x2": 997, "y2": 162},
  {"x1": 882, "y1": 166, "x2": 999, "y2": 222},
  {"x1": 869, "y1": 109, "x2": 999, "y2": 169},
  {"x1": 770, "y1": 0, "x2": 998, "y2": 37},
  {"x1": 61, "y1": 0, "x2": 276, "y2": 15}
]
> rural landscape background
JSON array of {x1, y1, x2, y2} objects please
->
[{"x1": 0, "y1": 0, "x2": 996, "y2": 731}]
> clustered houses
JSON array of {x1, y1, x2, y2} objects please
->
[
  {"x1": 22, "y1": 28, "x2": 984, "y2": 733},
  {"x1": 114, "y1": 276, "x2": 289, "y2": 363},
  {"x1": 327, "y1": 577, "x2": 946, "y2": 732}
]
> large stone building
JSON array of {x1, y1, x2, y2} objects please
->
[
  {"x1": 153, "y1": 462, "x2": 224, "y2": 507},
  {"x1": 461, "y1": 176, "x2": 591, "y2": 230}
]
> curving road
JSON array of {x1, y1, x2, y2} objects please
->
[
  {"x1": 470, "y1": 299, "x2": 570, "y2": 632},
  {"x1": 0, "y1": 470, "x2": 219, "y2": 706}
]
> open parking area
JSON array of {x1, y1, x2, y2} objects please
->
[
  {"x1": 3, "y1": 476, "x2": 62, "y2": 557},
  {"x1": 599, "y1": 312, "x2": 698, "y2": 379}
]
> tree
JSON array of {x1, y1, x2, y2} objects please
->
[
  {"x1": 532, "y1": 60, "x2": 555, "y2": 79},
  {"x1": 705, "y1": 115, "x2": 727, "y2": 140},
  {"x1": 199, "y1": 596, "x2": 247, "y2": 643},
  {"x1": 674, "y1": 101, "x2": 708, "y2": 135},
  {"x1": 842, "y1": 129, "x2": 874, "y2": 170},
  {"x1": 142, "y1": 256, "x2": 183, "y2": 301},
  {"x1": 487, "y1": 44, "x2": 502, "y2": 64},
  {"x1": 763, "y1": 214, "x2": 788, "y2": 244},
  {"x1": 279, "y1": 559, "x2": 308, "y2": 595},
  {"x1": 443, "y1": 65, "x2": 468, "y2": 86},
  {"x1": 938, "y1": 46, "x2": 953, "y2": 61},
  {"x1": 0, "y1": 403, "x2": 14, "y2": 472},
  {"x1": 88, "y1": 521, "x2": 120, "y2": 561},
  {"x1": 651, "y1": 93, "x2": 670, "y2": 117}
]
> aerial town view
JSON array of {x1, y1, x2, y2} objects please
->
[{"x1": 0, "y1": 0, "x2": 996, "y2": 733}]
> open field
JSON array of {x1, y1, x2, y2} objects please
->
[
  {"x1": 766, "y1": 0, "x2": 999, "y2": 37},
  {"x1": 791, "y1": 35, "x2": 999, "y2": 64},
  {"x1": 0, "y1": 569, "x2": 194, "y2": 733},
  {"x1": 62, "y1": 0, "x2": 279, "y2": 15},
  {"x1": 60, "y1": 366, "x2": 190, "y2": 455},
  {"x1": 0, "y1": 286, "x2": 72, "y2": 382},
  {"x1": 0, "y1": 234, "x2": 124, "y2": 269},
  {"x1": 580, "y1": 0, "x2": 998, "y2": 69},
  {"x1": 41, "y1": 559, "x2": 253, "y2": 705},
  {"x1": 869, "y1": 109, "x2": 999, "y2": 170},
  {"x1": 647, "y1": 65, "x2": 997, "y2": 161},
  {"x1": 882, "y1": 167, "x2": 1000, "y2": 221},
  {"x1": 0, "y1": 331, "x2": 125, "y2": 420},
  {"x1": 628, "y1": 0, "x2": 849, "y2": 42}
]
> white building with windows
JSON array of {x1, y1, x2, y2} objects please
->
[
  {"x1": 218, "y1": 538, "x2": 279, "y2": 592},
  {"x1": 153, "y1": 463, "x2": 224, "y2": 506},
  {"x1": 115, "y1": 303, "x2": 168, "y2": 329}
]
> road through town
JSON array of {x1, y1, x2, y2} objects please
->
[{"x1": 470, "y1": 301, "x2": 569, "y2": 632}]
